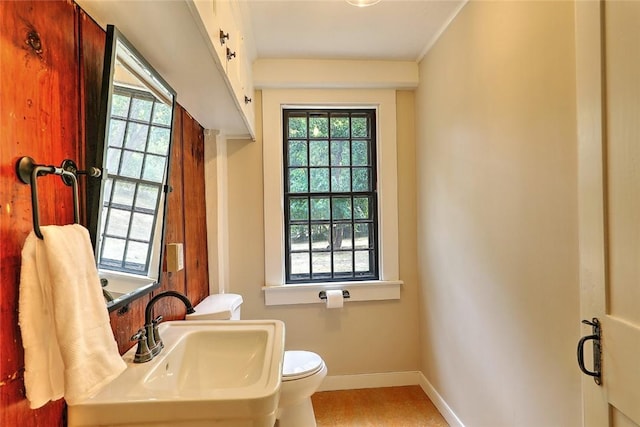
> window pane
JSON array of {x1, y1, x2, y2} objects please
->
[
  {"x1": 312, "y1": 252, "x2": 331, "y2": 276},
  {"x1": 148, "y1": 127, "x2": 170, "y2": 155},
  {"x1": 124, "y1": 123, "x2": 149, "y2": 151},
  {"x1": 120, "y1": 150, "x2": 144, "y2": 178},
  {"x1": 288, "y1": 141, "x2": 307, "y2": 166},
  {"x1": 311, "y1": 224, "x2": 330, "y2": 250},
  {"x1": 334, "y1": 251, "x2": 353, "y2": 274},
  {"x1": 142, "y1": 154, "x2": 167, "y2": 183},
  {"x1": 333, "y1": 197, "x2": 352, "y2": 220},
  {"x1": 288, "y1": 168, "x2": 308, "y2": 193},
  {"x1": 289, "y1": 197, "x2": 309, "y2": 221},
  {"x1": 125, "y1": 241, "x2": 149, "y2": 271},
  {"x1": 112, "y1": 180, "x2": 135, "y2": 207},
  {"x1": 328, "y1": 224, "x2": 351, "y2": 250},
  {"x1": 352, "y1": 168, "x2": 370, "y2": 192},
  {"x1": 103, "y1": 179, "x2": 113, "y2": 205},
  {"x1": 310, "y1": 197, "x2": 330, "y2": 220},
  {"x1": 106, "y1": 209, "x2": 131, "y2": 237},
  {"x1": 352, "y1": 116, "x2": 369, "y2": 138},
  {"x1": 310, "y1": 168, "x2": 329, "y2": 192},
  {"x1": 309, "y1": 140, "x2": 329, "y2": 166},
  {"x1": 152, "y1": 102, "x2": 172, "y2": 126},
  {"x1": 337, "y1": 224, "x2": 353, "y2": 248},
  {"x1": 331, "y1": 140, "x2": 350, "y2": 166},
  {"x1": 330, "y1": 115, "x2": 350, "y2": 138},
  {"x1": 130, "y1": 98, "x2": 153, "y2": 121},
  {"x1": 352, "y1": 140, "x2": 369, "y2": 166},
  {"x1": 111, "y1": 93, "x2": 130, "y2": 118},
  {"x1": 102, "y1": 237, "x2": 125, "y2": 265},
  {"x1": 309, "y1": 114, "x2": 328, "y2": 138},
  {"x1": 354, "y1": 197, "x2": 371, "y2": 219},
  {"x1": 355, "y1": 250, "x2": 371, "y2": 272},
  {"x1": 288, "y1": 115, "x2": 307, "y2": 138},
  {"x1": 331, "y1": 168, "x2": 351, "y2": 192},
  {"x1": 355, "y1": 223, "x2": 372, "y2": 249},
  {"x1": 290, "y1": 253, "x2": 310, "y2": 277},
  {"x1": 290, "y1": 225, "x2": 309, "y2": 249},
  {"x1": 136, "y1": 184, "x2": 159, "y2": 211},
  {"x1": 106, "y1": 148, "x2": 122, "y2": 176},
  {"x1": 130, "y1": 213, "x2": 154, "y2": 240},
  {"x1": 108, "y1": 119, "x2": 126, "y2": 148},
  {"x1": 100, "y1": 205, "x2": 108, "y2": 235}
]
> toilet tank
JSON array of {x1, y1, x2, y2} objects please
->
[{"x1": 185, "y1": 294, "x2": 243, "y2": 320}]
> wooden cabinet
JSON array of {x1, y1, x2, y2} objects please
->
[
  {"x1": 76, "y1": 0, "x2": 256, "y2": 139},
  {"x1": 190, "y1": 0, "x2": 256, "y2": 138},
  {"x1": 239, "y1": 46, "x2": 255, "y2": 133},
  {"x1": 192, "y1": 0, "x2": 230, "y2": 73}
]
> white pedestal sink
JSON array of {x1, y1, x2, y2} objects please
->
[{"x1": 68, "y1": 320, "x2": 285, "y2": 427}]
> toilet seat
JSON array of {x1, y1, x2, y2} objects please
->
[{"x1": 282, "y1": 351, "x2": 324, "y2": 381}]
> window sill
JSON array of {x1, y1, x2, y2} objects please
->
[
  {"x1": 99, "y1": 270, "x2": 155, "y2": 294},
  {"x1": 262, "y1": 280, "x2": 402, "y2": 306}
]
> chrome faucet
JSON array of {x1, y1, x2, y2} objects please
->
[{"x1": 131, "y1": 291, "x2": 195, "y2": 363}]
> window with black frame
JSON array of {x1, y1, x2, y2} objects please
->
[
  {"x1": 99, "y1": 85, "x2": 172, "y2": 274},
  {"x1": 284, "y1": 109, "x2": 379, "y2": 283}
]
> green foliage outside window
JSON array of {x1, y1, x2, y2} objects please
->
[{"x1": 284, "y1": 109, "x2": 378, "y2": 282}]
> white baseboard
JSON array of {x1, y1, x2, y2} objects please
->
[
  {"x1": 418, "y1": 372, "x2": 465, "y2": 427},
  {"x1": 318, "y1": 371, "x2": 421, "y2": 392},
  {"x1": 317, "y1": 371, "x2": 465, "y2": 427}
]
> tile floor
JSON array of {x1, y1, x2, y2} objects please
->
[{"x1": 311, "y1": 385, "x2": 449, "y2": 426}]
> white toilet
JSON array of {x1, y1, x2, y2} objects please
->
[{"x1": 186, "y1": 294, "x2": 327, "y2": 427}]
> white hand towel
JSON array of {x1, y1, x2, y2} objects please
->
[
  {"x1": 19, "y1": 224, "x2": 126, "y2": 408},
  {"x1": 18, "y1": 232, "x2": 65, "y2": 408}
]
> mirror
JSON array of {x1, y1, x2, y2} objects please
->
[{"x1": 87, "y1": 25, "x2": 176, "y2": 312}]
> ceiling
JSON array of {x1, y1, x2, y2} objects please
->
[{"x1": 245, "y1": 0, "x2": 466, "y2": 62}]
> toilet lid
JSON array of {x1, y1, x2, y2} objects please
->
[{"x1": 282, "y1": 351, "x2": 324, "y2": 381}]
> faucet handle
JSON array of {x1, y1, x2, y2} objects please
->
[
  {"x1": 131, "y1": 328, "x2": 153, "y2": 363},
  {"x1": 152, "y1": 315, "x2": 164, "y2": 352},
  {"x1": 130, "y1": 328, "x2": 146, "y2": 342}
]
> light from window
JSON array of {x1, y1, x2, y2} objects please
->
[
  {"x1": 283, "y1": 109, "x2": 378, "y2": 283},
  {"x1": 99, "y1": 86, "x2": 171, "y2": 274}
]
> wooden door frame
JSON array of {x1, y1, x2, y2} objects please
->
[{"x1": 575, "y1": 1, "x2": 608, "y2": 426}]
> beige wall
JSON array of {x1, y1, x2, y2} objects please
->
[
  {"x1": 222, "y1": 90, "x2": 420, "y2": 375},
  {"x1": 415, "y1": 1, "x2": 581, "y2": 426}
]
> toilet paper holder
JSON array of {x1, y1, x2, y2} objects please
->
[{"x1": 318, "y1": 290, "x2": 350, "y2": 300}]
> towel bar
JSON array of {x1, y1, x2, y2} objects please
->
[{"x1": 16, "y1": 156, "x2": 99, "y2": 239}]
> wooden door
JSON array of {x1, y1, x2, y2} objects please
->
[{"x1": 576, "y1": 1, "x2": 640, "y2": 426}]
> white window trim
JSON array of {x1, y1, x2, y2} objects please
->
[{"x1": 262, "y1": 89, "x2": 402, "y2": 305}]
